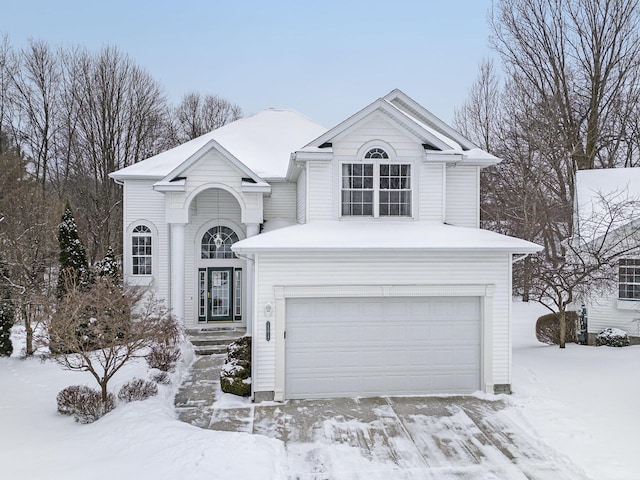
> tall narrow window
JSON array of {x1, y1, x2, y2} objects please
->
[
  {"x1": 132, "y1": 225, "x2": 152, "y2": 275},
  {"x1": 234, "y1": 268, "x2": 242, "y2": 319},
  {"x1": 198, "y1": 269, "x2": 206, "y2": 321},
  {"x1": 379, "y1": 164, "x2": 411, "y2": 216},
  {"x1": 341, "y1": 163, "x2": 374, "y2": 216}
]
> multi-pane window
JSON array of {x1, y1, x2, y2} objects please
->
[
  {"x1": 379, "y1": 164, "x2": 411, "y2": 216},
  {"x1": 341, "y1": 148, "x2": 412, "y2": 217},
  {"x1": 132, "y1": 225, "x2": 152, "y2": 275},
  {"x1": 619, "y1": 258, "x2": 640, "y2": 300},
  {"x1": 341, "y1": 163, "x2": 374, "y2": 216},
  {"x1": 201, "y1": 226, "x2": 239, "y2": 259}
]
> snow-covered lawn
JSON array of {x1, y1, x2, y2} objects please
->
[
  {"x1": 1, "y1": 301, "x2": 637, "y2": 479},
  {"x1": 509, "y1": 301, "x2": 640, "y2": 480}
]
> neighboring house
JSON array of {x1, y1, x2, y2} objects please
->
[
  {"x1": 110, "y1": 89, "x2": 540, "y2": 401},
  {"x1": 574, "y1": 167, "x2": 640, "y2": 343}
]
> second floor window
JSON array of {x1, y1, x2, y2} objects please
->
[
  {"x1": 619, "y1": 258, "x2": 640, "y2": 300},
  {"x1": 342, "y1": 149, "x2": 411, "y2": 217}
]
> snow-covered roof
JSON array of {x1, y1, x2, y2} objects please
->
[
  {"x1": 575, "y1": 167, "x2": 640, "y2": 240},
  {"x1": 110, "y1": 109, "x2": 327, "y2": 180},
  {"x1": 232, "y1": 221, "x2": 542, "y2": 254},
  {"x1": 295, "y1": 91, "x2": 498, "y2": 167}
]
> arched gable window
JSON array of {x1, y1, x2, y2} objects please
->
[
  {"x1": 132, "y1": 225, "x2": 152, "y2": 275},
  {"x1": 364, "y1": 147, "x2": 389, "y2": 159},
  {"x1": 201, "y1": 226, "x2": 239, "y2": 259}
]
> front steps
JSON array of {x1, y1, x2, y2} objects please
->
[{"x1": 186, "y1": 327, "x2": 247, "y2": 355}]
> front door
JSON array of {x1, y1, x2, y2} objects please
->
[{"x1": 199, "y1": 267, "x2": 242, "y2": 322}]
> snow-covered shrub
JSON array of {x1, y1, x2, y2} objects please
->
[
  {"x1": 151, "y1": 371, "x2": 171, "y2": 385},
  {"x1": 146, "y1": 344, "x2": 181, "y2": 372},
  {"x1": 535, "y1": 311, "x2": 578, "y2": 345},
  {"x1": 56, "y1": 385, "x2": 115, "y2": 423},
  {"x1": 220, "y1": 336, "x2": 251, "y2": 397},
  {"x1": 117, "y1": 378, "x2": 158, "y2": 402},
  {"x1": 596, "y1": 328, "x2": 630, "y2": 347}
]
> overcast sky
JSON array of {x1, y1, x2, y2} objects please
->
[{"x1": 3, "y1": 0, "x2": 496, "y2": 127}]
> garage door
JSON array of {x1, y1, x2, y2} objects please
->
[{"x1": 285, "y1": 296, "x2": 481, "y2": 399}]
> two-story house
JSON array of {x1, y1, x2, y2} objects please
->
[{"x1": 110, "y1": 89, "x2": 540, "y2": 402}]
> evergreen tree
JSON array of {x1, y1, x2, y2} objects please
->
[
  {"x1": 96, "y1": 246, "x2": 119, "y2": 281},
  {"x1": 56, "y1": 201, "x2": 89, "y2": 297},
  {"x1": 0, "y1": 256, "x2": 14, "y2": 357}
]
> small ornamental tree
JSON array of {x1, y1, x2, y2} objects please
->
[
  {"x1": 0, "y1": 256, "x2": 15, "y2": 357},
  {"x1": 96, "y1": 246, "x2": 119, "y2": 281},
  {"x1": 56, "y1": 201, "x2": 90, "y2": 298},
  {"x1": 48, "y1": 277, "x2": 180, "y2": 404}
]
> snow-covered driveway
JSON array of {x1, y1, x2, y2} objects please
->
[{"x1": 208, "y1": 396, "x2": 585, "y2": 479}]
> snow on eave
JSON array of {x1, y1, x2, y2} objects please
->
[
  {"x1": 232, "y1": 221, "x2": 543, "y2": 255},
  {"x1": 384, "y1": 89, "x2": 479, "y2": 151},
  {"x1": 300, "y1": 96, "x2": 455, "y2": 152}
]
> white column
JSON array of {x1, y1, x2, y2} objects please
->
[
  {"x1": 244, "y1": 223, "x2": 260, "y2": 336},
  {"x1": 171, "y1": 223, "x2": 186, "y2": 326}
]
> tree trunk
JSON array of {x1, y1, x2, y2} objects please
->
[
  {"x1": 100, "y1": 380, "x2": 108, "y2": 404},
  {"x1": 559, "y1": 310, "x2": 566, "y2": 349},
  {"x1": 24, "y1": 317, "x2": 33, "y2": 356},
  {"x1": 522, "y1": 256, "x2": 531, "y2": 302}
]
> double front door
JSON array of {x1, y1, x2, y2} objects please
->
[{"x1": 198, "y1": 267, "x2": 242, "y2": 322}]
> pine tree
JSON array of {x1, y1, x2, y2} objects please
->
[
  {"x1": 0, "y1": 256, "x2": 14, "y2": 357},
  {"x1": 96, "y1": 246, "x2": 119, "y2": 281},
  {"x1": 57, "y1": 201, "x2": 89, "y2": 297}
]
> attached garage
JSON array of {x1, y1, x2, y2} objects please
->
[{"x1": 285, "y1": 296, "x2": 481, "y2": 399}]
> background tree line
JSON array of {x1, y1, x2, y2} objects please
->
[
  {"x1": 454, "y1": 0, "x2": 640, "y2": 330},
  {"x1": 0, "y1": 35, "x2": 241, "y2": 353}
]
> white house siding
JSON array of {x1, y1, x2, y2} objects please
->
[
  {"x1": 445, "y1": 166, "x2": 479, "y2": 228},
  {"x1": 183, "y1": 189, "x2": 245, "y2": 328},
  {"x1": 253, "y1": 252, "x2": 512, "y2": 396},
  {"x1": 263, "y1": 180, "x2": 296, "y2": 224},
  {"x1": 306, "y1": 162, "x2": 333, "y2": 220},
  {"x1": 587, "y1": 297, "x2": 640, "y2": 338},
  {"x1": 419, "y1": 163, "x2": 444, "y2": 221},
  {"x1": 123, "y1": 180, "x2": 170, "y2": 303},
  {"x1": 296, "y1": 168, "x2": 306, "y2": 224}
]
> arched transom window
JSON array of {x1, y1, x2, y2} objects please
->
[
  {"x1": 201, "y1": 226, "x2": 239, "y2": 259},
  {"x1": 132, "y1": 225, "x2": 152, "y2": 275},
  {"x1": 364, "y1": 147, "x2": 389, "y2": 159}
]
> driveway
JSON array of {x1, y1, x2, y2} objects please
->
[{"x1": 176, "y1": 358, "x2": 585, "y2": 479}]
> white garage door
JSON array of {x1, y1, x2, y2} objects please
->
[{"x1": 285, "y1": 296, "x2": 481, "y2": 399}]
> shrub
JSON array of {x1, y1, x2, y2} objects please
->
[
  {"x1": 596, "y1": 328, "x2": 630, "y2": 347},
  {"x1": 56, "y1": 385, "x2": 115, "y2": 423},
  {"x1": 220, "y1": 336, "x2": 251, "y2": 397},
  {"x1": 536, "y1": 311, "x2": 578, "y2": 345},
  {"x1": 146, "y1": 344, "x2": 181, "y2": 372},
  {"x1": 117, "y1": 378, "x2": 158, "y2": 402},
  {"x1": 151, "y1": 371, "x2": 171, "y2": 385}
]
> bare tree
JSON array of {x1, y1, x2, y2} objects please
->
[
  {"x1": 530, "y1": 190, "x2": 640, "y2": 347},
  {"x1": 48, "y1": 277, "x2": 180, "y2": 403},
  {"x1": 170, "y1": 92, "x2": 242, "y2": 143}
]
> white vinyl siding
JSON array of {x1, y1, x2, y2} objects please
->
[
  {"x1": 296, "y1": 167, "x2": 306, "y2": 224},
  {"x1": 263, "y1": 181, "x2": 296, "y2": 224},
  {"x1": 253, "y1": 252, "x2": 511, "y2": 395},
  {"x1": 419, "y1": 163, "x2": 444, "y2": 221},
  {"x1": 306, "y1": 162, "x2": 333, "y2": 220},
  {"x1": 586, "y1": 296, "x2": 640, "y2": 337},
  {"x1": 445, "y1": 166, "x2": 479, "y2": 228},
  {"x1": 123, "y1": 180, "x2": 169, "y2": 300}
]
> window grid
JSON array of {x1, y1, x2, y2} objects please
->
[
  {"x1": 379, "y1": 164, "x2": 411, "y2": 216},
  {"x1": 619, "y1": 258, "x2": 640, "y2": 300},
  {"x1": 211, "y1": 271, "x2": 230, "y2": 317},
  {"x1": 201, "y1": 226, "x2": 239, "y2": 259},
  {"x1": 198, "y1": 270, "x2": 206, "y2": 320},
  {"x1": 234, "y1": 269, "x2": 242, "y2": 318},
  {"x1": 341, "y1": 163, "x2": 374, "y2": 216},
  {"x1": 132, "y1": 225, "x2": 152, "y2": 275}
]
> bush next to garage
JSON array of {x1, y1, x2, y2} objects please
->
[
  {"x1": 595, "y1": 328, "x2": 630, "y2": 347},
  {"x1": 220, "y1": 336, "x2": 251, "y2": 397},
  {"x1": 536, "y1": 311, "x2": 578, "y2": 345}
]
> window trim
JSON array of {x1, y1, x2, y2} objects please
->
[
  {"x1": 618, "y1": 258, "x2": 640, "y2": 301},
  {"x1": 131, "y1": 224, "x2": 153, "y2": 276},
  {"x1": 340, "y1": 158, "x2": 413, "y2": 218}
]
